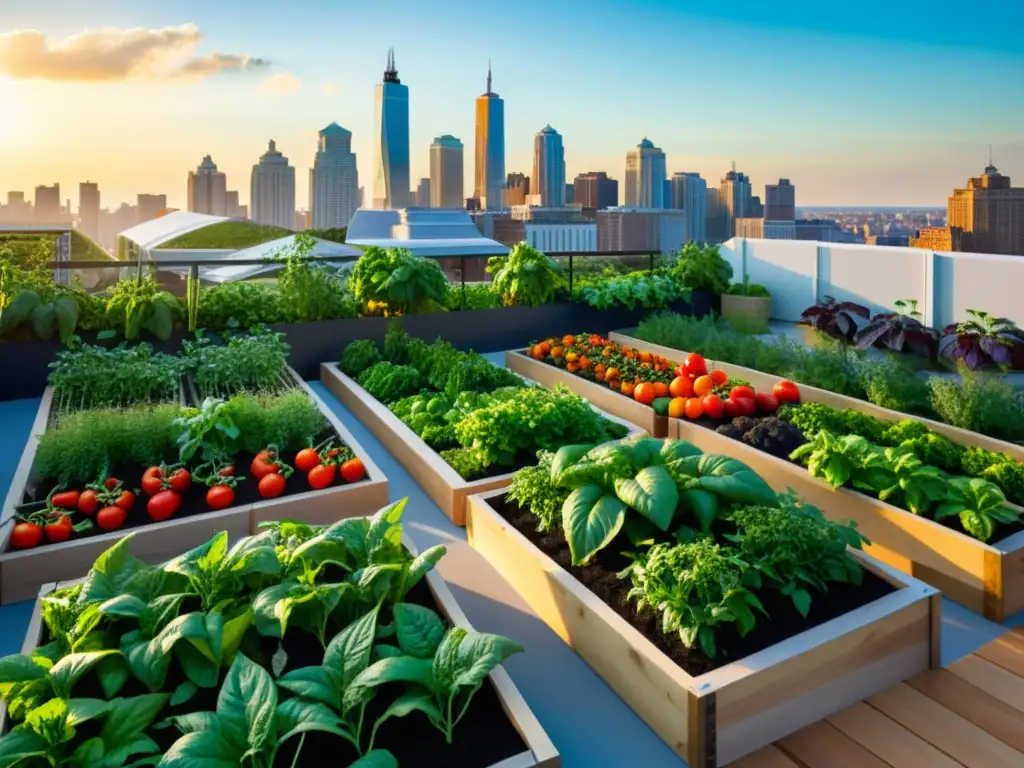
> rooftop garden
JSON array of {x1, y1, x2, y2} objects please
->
[{"x1": 158, "y1": 221, "x2": 294, "y2": 250}]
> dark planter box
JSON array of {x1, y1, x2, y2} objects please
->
[{"x1": 0, "y1": 297, "x2": 710, "y2": 401}]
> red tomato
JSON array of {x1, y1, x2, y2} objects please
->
[
  {"x1": 294, "y1": 449, "x2": 320, "y2": 473},
  {"x1": 755, "y1": 392, "x2": 780, "y2": 414},
  {"x1": 51, "y1": 490, "x2": 80, "y2": 510},
  {"x1": 734, "y1": 397, "x2": 756, "y2": 416},
  {"x1": 96, "y1": 506, "x2": 127, "y2": 532},
  {"x1": 114, "y1": 490, "x2": 136, "y2": 511},
  {"x1": 218, "y1": 465, "x2": 235, "y2": 477},
  {"x1": 251, "y1": 450, "x2": 279, "y2": 481},
  {"x1": 258, "y1": 473, "x2": 287, "y2": 499},
  {"x1": 141, "y1": 467, "x2": 165, "y2": 496},
  {"x1": 773, "y1": 380, "x2": 800, "y2": 404},
  {"x1": 44, "y1": 515, "x2": 73, "y2": 544},
  {"x1": 340, "y1": 458, "x2": 366, "y2": 484},
  {"x1": 168, "y1": 469, "x2": 191, "y2": 493},
  {"x1": 147, "y1": 490, "x2": 181, "y2": 522},
  {"x1": 207, "y1": 486, "x2": 235, "y2": 510},
  {"x1": 11, "y1": 521, "x2": 44, "y2": 549},
  {"x1": 103, "y1": 477, "x2": 120, "y2": 490},
  {"x1": 684, "y1": 397, "x2": 704, "y2": 420},
  {"x1": 308, "y1": 464, "x2": 336, "y2": 490},
  {"x1": 729, "y1": 385, "x2": 755, "y2": 402},
  {"x1": 77, "y1": 489, "x2": 99, "y2": 517},
  {"x1": 723, "y1": 398, "x2": 741, "y2": 418},
  {"x1": 702, "y1": 394, "x2": 725, "y2": 419},
  {"x1": 709, "y1": 369, "x2": 729, "y2": 387},
  {"x1": 683, "y1": 353, "x2": 707, "y2": 379}
]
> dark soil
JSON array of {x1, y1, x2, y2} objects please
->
[
  {"x1": 490, "y1": 492, "x2": 896, "y2": 677},
  {"x1": 704, "y1": 413, "x2": 1024, "y2": 544},
  {"x1": 12, "y1": 426, "x2": 374, "y2": 554}
]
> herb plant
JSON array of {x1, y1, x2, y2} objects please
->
[
  {"x1": 486, "y1": 243, "x2": 566, "y2": 307},
  {"x1": 575, "y1": 272, "x2": 685, "y2": 311},
  {"x1": 276, "y1": 234, "x2": 357, "y2": 322},
  {"x1": 507, "y1": 451, "x2": 568, "y2": 532},
  {"x1": 183, "y1": 326, "x2": 293, "y2": 399},
  {"x1": 195, "y1": 281, "x2": 287, "y2": 332},
  {"x1": 341, "y1": 339, "x2": 383, "y2": 378},
  {"x1": 725, "y1": 281, "x2": 770, "y2": 298},
  {"x1": 351, "y1": 246, "x2": 450, "y2": 315},
  {"x1": 357, "y1": 362, "x2": 424, "y2": 404},
  {"x1": 670, "y1": 243, "x2": 733, "y2": 294},
  {"x1": 103, "y1": 277, "x2": 183, "y2": 341}
]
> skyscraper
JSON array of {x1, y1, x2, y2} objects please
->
[
  {"x1": 625, "y1": 139, "x2": 667, "y2": 208},
  {"x1": 573, "y1": 172, "x2": 618, "y2": 209},
  {"x1": 309, "y1": 123, "x2": 360, "y2": 228},
  {"x1": 765, "y1": 179, "x2": 795, "y2": 221},
  {"x1": 505, "y1": 173, "x2": 529, "y2": 206},
  {"x1": 187, "y1": 156, "x2": 227, "y2": 216},
  {"x1": 250, "y1": 140, "x2": 296, "y2": 229},
  {"x1": 474, "y1": 63, "x2": 506, "y2": 211},
  {"x1": 78, "y1": 182, "x2": 100, "y2": 240},
  {"x1": 137, "y1": 194, "x2": 167, "y2": 223},
  {"x1": 669, "y1": 172, "x2": 707, "y2": 243},
  {"x1": 532, "y1": 126, "x2": 566, "y2": 207},
  {"x1": 718, "y1": 165, "x2": 753, "y2": 237},
  {"x1": 414, "y1": 178, "x2": 432, "y2": 207},
  {"x1": 34, "y1": 184, "x2": 61, "y2": 222},
  {"x1": 371, "y1": 48, "x2": 410, "y2": 210},
  {"x1": 430, "y1": 135, "x2": 464, "y2": 209}
]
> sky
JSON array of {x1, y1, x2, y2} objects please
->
[{"x1": 0, "y1": 0, "x2": 1022, "y2": 211}]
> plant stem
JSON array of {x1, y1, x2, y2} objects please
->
[{"x1": 288, "y1": 733, "x2": 306, "y2": 768}]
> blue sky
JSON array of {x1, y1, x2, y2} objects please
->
[{"x1": 0, "y1": 0, "x2": 1022, "y2": 209}]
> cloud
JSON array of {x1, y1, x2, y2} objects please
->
[
  {"x1": 259, "y1": 72, "x2": 302, "y2": 95},
  {"x1": 0, "y1": 24, "x2": 270, "y2": 82},
  {"x1": 322, "y1": 80, "x2": 339, "y2": 95}
]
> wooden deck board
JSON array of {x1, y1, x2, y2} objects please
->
[
  {"x1": 947, "y1": 654, "x2": 1024, "y2": 714},
  {"x1": 774, "y1": 721, "x2": 890, "y2": 768},
  {"x1": 727, "y1": 745, "x2": 804, "y2": 768},
  {"x1": 973, "y1": 629, "x2": 1024, "y2": 677},
  {"x1": 826, "y1": 701, "x2": 963, "y2": 768}
]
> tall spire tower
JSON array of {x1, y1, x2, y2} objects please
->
[
  {"x1": 371, "y1": 46, "x2": 410, "y2": 209},
  {"x1": 474, "y1": 61, "x2": 506, "y2": 210}
]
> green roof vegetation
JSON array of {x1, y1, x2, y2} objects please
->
[
  {"x1": 0, "y1": 231, "x2": 111, "y2": 263},
  {"x1": 159, "y1": 220, "x2": 294, "y2": 250},
  {"x1": 70, "y1": 230, "x2": 110, "y2": 261}
]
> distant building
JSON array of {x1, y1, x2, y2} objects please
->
[
  {"x1": 474, "y1": 64, "x2": 505, "y2": 211},
  {"x1": 371, "y1": 48, "x2": 410, "y2": 209},
  {"x1": 293, "y1": 211, "x2": 309, "y2": 232},
  {"x1": 486, "y1": 205, "x2": 595, "y2": 251},
  {"x1": 414, "y1": 178, "x2": 431, "y2": 208},
  {"x1": 573, "y1": 172, "x2": 618, "y2": 209},
  {"x1": 532, "y1": 126, "x2": 566, "y2": 207},
  {"x1": 225, "y1": 191, "x2": 245, "y2": 219},
  {"x1": 910, "y1": 226, "x2": 958, "y2": 251},
  {"x1": 310, "y1": 123, "x2": 360, "y2": 229},
  {"x1": 430, "y1": 135, "x2": 464, "y2": 208},
  {"x1": 669, "y1": 172, "x2": 707, "y2": 244},
  {"x1": 795, "y1": 218, "x2": 844, "y2": 242},
  {"x1": 735, "y1": 218, "x2": 797, "y2": 240},
  {"x1": 137, "y1": 194, "x2": 167, "y2": 224},
  {"x1": 504, "y1": 173, "x2": 529, "y2": 207},
  {"x1": 34, "y1": 183, "x2": 62, "y2": 223},
  {"x1": 0, "y1": 191, "x2": 31, "y2": 224},
  {"x1": 705, "y1": 188, "x2": 727, "y2": 243},
  {"x1": 625, "y1": 139, "x2": 666, "y2": 209},
  {"x1": 765, "y1": 179, "x2": 796, "y2": 221},
  {"x1": 78, "y1": 182, "x2": 100, "y2": 240},
  {"x1": 597, "y1": 208, "x2": 686, "y2": 254},
  {"x1": 565, "y1": 184, "x2": 575, "y2": 205},
  {"x1": 188, "y1": 156, "x2": 227, "y2": 216},
  {"x1": 939, "y1": 161, "x2": 1023, "y2": 255},
  {"x1": 251, "y1": 139, "x2": 296, "y2": 229},
  {"x1": 718, "y1": 165, "x2": 753, "y2": 238},
  {"x1": 867, "y1": 234, "x2": 910, "y2": 247},
  {"x1": 100, "y1": 203, "x2": 138, "y2": 250}
]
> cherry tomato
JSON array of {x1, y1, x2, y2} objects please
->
[
  {"x1": 683, "y1": 353, "x2": 707, "y2": 379},
  {"x1": 734, "y1": 397, "x2": 756, "y2": 416},
  {"x1": 114, "y1": 490, "x2": 136, "y2": 511},
  {"x1": 308, "y1": 464, "x2": 336, "y2": 490},
  {"x1": 723, "y1": 398, "x2": 742, "y2": 419},
  {"x1": 684, "y1": 397, "x2": 704, "y2": 420},
  {"x1": 51, "y1": 490, "x2": 80, "y2": 510},
  {"x1": 773, "y1": 380, "x2": 800, "y2": 404},
  {"x1": 709, "y1": 369, "x2": 729, "y2": 387},
  {"x1": 692, "y1": 375, "x2": 714, "y2": 397},
  {"x1": 44, "y1": 515, "x2": 73, "y2": 544},
  {"x1": 147, "y1": 490, "x2": 181, "y2": 522},
  {"x1": 168, "y1": 468, "x2": 192, "y2": 493},
  {"x1": 77, "y1": 489, "x2": 99, "y2": 517},
  {"x1": 729, "y1": 385, "x2": 756, "y2": 402},
  {"x1": 340, "y1": 458, "x2": 366, "y2": 484},
  {"x1": 294, "y1": 449, "x2": 321, "y2": 473},
  {"x1": 11, "y1": 521, "x2": 44, "y2": 549},
  {"x1": 218, "y1": 465, "x2": 235, "y2": 477},
  {"x1": 141, "y1": 466, "x2": 165, "y2": 496},
  {"x1": 103, "y1": 477, "x2": 120, "y2": 490},
  {"x1": 251, "y1": 451, "x2": 279, "y2": 481},
  {"x1": 207, "y1": 485, "x2": 235, "y2": 510},
  {"x1": 702, "y1": 394, "x2": 725, "y2": 420},
  {"x1": 755, "y1": 392, "x2": 780, "y2": 414},
  {"x1": 96, "y1": 506, "x2": 127, "y2": 532},
  {"x1": 258, "y1": 473, "x2": 287, "y2": 499}
]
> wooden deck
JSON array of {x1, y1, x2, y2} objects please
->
[{"x1": 731, "y1": 628, "x2": 1024, "y2": 767}]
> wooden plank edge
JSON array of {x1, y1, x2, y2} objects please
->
[{"x1": 687, "y1": 687, "x2": 717, "y2": 768}]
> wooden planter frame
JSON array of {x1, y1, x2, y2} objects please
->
[
  {"x1": 504, "y1": 350, "x2": 668, "y2": 437},
  {"x1": 609, "y1": 330, "x2": 1024, "y2": 461},
  {"x1": 466, "y1": 489, "x2": 940, "y2": 768},
  {"x1": 0, "y1": 367, "x2": 389, "y2": 605},
  {"x1": 669, "y1": 418, "x2": 1024, "y2": 622},
  {"x1": 0, "y1": 538, "x2": 560, "y2": 768},
  {"x1": 320, "y1": 362, "x2": 642, "y2": 527}
]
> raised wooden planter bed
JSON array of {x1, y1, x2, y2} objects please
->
[
  {"x1": 669, "y1": 418, "x2": 1024, "y2": 623},
  {"x1": 320, "y1": 362, "x2": 641, "y2": 527},
  {"x1": 0, "y1": 367, "x2": 389, "y2": 605},
  {"x1": 466, "y1": 489, "x2": 940, "y2": 768},
  {"x1": 0, "y1": 538, "x2": 560, "y2": 768},
  {"x1": 609, "y1": 330, "x2": 1024, "y2": 461},
  {"x1": 505, "y1": 350, "x2": 668, "y2": 437}
]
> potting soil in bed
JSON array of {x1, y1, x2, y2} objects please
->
[{"x1": 490, "y1": 492, "x2": 896, "y2": 677}]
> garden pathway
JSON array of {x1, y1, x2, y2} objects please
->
[{"x1": 0, "y1": 355, "x2": 1022, "y2": 767}]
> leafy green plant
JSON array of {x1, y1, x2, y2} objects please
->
[
  {"x1": 445, "y1": 284, "x2": 501, "y2": 311},
  {"x1": 939, "y1": 309, "x2": 1024, "y2": 371},
  {"x1": 174, "y1": 397, "x2": 241, "y2": 464},
  {"x1": 670, "y1": 242, "x2": 733, "y2": 294},
  {"x1": 103, "y1": 277, "x2": 183, "y2": 341},
  {"x1": 351, "y1": 246, "x2": 450, "y2": 315},
  {"x1": 934, "y1": 477, "x2": 1017, "y2": 542},
  {"x1": 928, "y1": 362, "x2": 1024, "y2": 442},
  {"x1": 507, "y1": 451, "x2": 570, "y2": 532},
  {"x1": 195, "y1": 282, "x2": 287, "y2": 332},
  {"x1": 961, "y1": 448, "x2": 1024, "y2": 506},
  {"x1": 357, "y1": 362, "x2": 424, "y2": 404},
  {"x1": 183, "y1": 327, "x2": 293, "y2": 399},
  {"x1": 575, "y1": 272, "x2": 685, "y2": 311},
  {"x1": 725, "y1": 281, "x2": 770, "y2": 298},
  {"x1": 341, "y1": 340, "x2": 382, "y2": 378},
  {"x1": 854, "y1": 299, "x2": 939, "y2": 358},
  {"x1": 486, "y1": 243, "x2": 566, "y2": 307},
  {"x1": 275, "y1": 233, "x2": 357, "y2": 322},
  {"x1": 857, "y1": 356, "x2": 932, "y2": 415}
]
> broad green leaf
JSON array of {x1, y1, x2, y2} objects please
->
[
  {"x1": 613, "y1": 466, "x2": 678, "y2": 531},
  {"x1": 164, "y1": 533, "x2": 228, "y2": 582},
  {"x1": 98, "y1": 595, "x2": 150, "y2": 622},
  {"x1": 562, "y1": 485, "x2": 627, "y2": 565},
  {"x1": 277, "y1": 666, "x2": 342, "y2": 709},
  {"x1": 687, "y1": 454, "x2": 777, "y2": 506},
  {"x1": 160, "y1": 712, "x2": 220, "y2": 736},
  {"x1": 220, "y1": 610, "x2": 252, "y2": 664},
  {"x1": 450, "y1": 632, "x2": 524, "y2": 690},
  {"x1": 71, "y1": 737, "x2": 106, "y2": 766},
  {"x1": 215, "y1": 653, "x2": 276, "y2": 753},
  {"x1": 344, "y1": 656, "x2": 435, "y2": 713},
  {"x1": 175, "y1": 643, "x2": 219, "y2": 689},
  {"x1": 274, "y1": 699, "x2": 351, "y2": 745},
  {"x1": 252, "y1": 583, "x2": 298, "y2": 638},
  {"x1": 53, "y1": 294, "x2": 79, "y2": 343},
  {"x1": 0, "y1": 729, "x2": 50, "y2": 767},
  {"x1": 123, "y1": 613, "x2": 207, "y2": 692},
  {"x1": 660, "y1": 440, "x2": 703, "y2": 463},
  {"x1": 31, "y1": 302, "x2": 56, "y2": 340},
  {"x1": 158, "y1": 730, "x2": 239, "y2": 768},
  {"x1": 100, "y1": 734, "x2": 160, "y2": 768},
  {"x1": 366, "y1": 499, "x2": 406, "y2": 553},
  {"x1": 79, "y1": 536, "x2": 147, "y2": 605},
  {"x1": 0, "y1": 654, "x2": 48, "y2": 698},
  {"x1": 394, "y1": 604, "x2": 446, "y2": 659},
  {"x1": 680, "y1": 489, "x2": 719, "y2": 531},
  {"x1": 431, "y1": 627, "x2": 466, "y2": 694},
  {"x1": 66, "y1": 698, "x2": 109, "y2": 727},
  {"x1": 549, "y1": 444, "x2": 596, "y2": 481},
  {"x1": 170, "y1": 681, "x2": 198, "y2": 708},
  {"x1": 370, "y1": 689, "x2": 442, "y2": 739},
  {"x1": 323, "y1": 606, "x2": 379, "y2": 688},
  {"x1": 49, "y1": 650, "x2": 121, "y2": 699},
  {"x1": 404, "y1": 545, "x2": 446, "y2": 594},
  {"x1": 99, "y1": 694, "x2": 170, "y2": 747},
  {"x1": 320, "y1": 517, "x2": 371, "y2": 566}
]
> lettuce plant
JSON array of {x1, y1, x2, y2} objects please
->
[
  {"x1": 486, "y1": 243, "x2": 566, "y2": 307},
  {"x1": 934, "y1": 477, "x2": 1017, "y2": 542}
]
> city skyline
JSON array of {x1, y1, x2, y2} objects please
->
[{"x1": 0, "y1": 1, "x2": 1022, "y2": 210}]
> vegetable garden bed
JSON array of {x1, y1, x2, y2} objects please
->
[
  {"x1": 0, "y1": 504, "x2": 561, "y2": 768},
  {"x1": 0, "y1": 367, "x2": 388, "y2": 604},
  {"x1": 505, "y1": 350, "x2": 669, "y2": 437},
  {"x1": 320, "y1": 362, "x2": 640, "y2": 526},
  {"x1": 610, "y1": 330, "x2": 1024, "y2": 461},
  {"x1": 467, "y1": 487, "x2": 940, "y2": 767}
]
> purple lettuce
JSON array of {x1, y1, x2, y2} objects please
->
[
  {"x1": 799, "y1": 296, "x2": 870, "y2": 341},
  {"x1": 854, "y1": 299, "x2": 939, "y2": 359},
  {"x1": 938, "y1": 310, "x2": 1024, "y2": 371}
]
